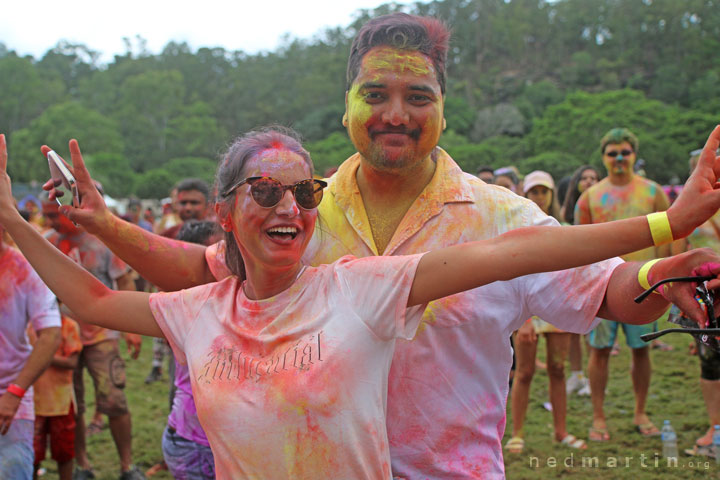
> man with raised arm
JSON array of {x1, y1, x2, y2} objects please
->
[{"x1": 43, "y1": 14, "x2": 720, "y2": 479}]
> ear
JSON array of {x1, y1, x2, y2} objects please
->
[
  {"x1": 442, "y1": 118, "x2": 447, "y2": 131},
  {"x1": 342, "y1": 91, "x2": 349, "y2": 127},
  {"x1": 214, "y1": 204, "x2": 233, "y2": 232}
]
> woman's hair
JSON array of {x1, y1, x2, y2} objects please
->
[
  {"x1": 562, "y1": 165, "x2": 601, "y2": 224},
  {"x1": 214, "y1": 126, "x2": 314, "y2": 278}
]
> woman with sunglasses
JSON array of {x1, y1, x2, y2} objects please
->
[{"x1": 2, "y1": 126, "x2": 720, "y2": 479}]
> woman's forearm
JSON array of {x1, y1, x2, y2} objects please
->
[
  {"x1": 410, "y1": 216, "x2": 657, "y2": 306},
  {"x1": 2, "y1": 213, "x2": 160, "y2": 336},
  {"x1": 90, "y1": 211, "x2": 213, "y2": 291}
]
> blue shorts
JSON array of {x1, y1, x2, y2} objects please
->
[
  {"x1": 162, "y1": 425, "x2": 215, "y2": 479},
  {"x1": 589, "y1": 319, "x2": 658, "y2": 349},
  {"x1": 0, "y1": 418, "x2": 34, "y2": 480}
]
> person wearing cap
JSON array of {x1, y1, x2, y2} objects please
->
[
  {"x1": 506, "y1": 171, "x2": 587, "y2": 453},
  {"x1": 576, "y1": 127, "x2": 671, "y2": 441}
]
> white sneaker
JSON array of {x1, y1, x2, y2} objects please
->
[
  {"x1": 577, "y1": 379, "x2": 591, "y2": 396},
  {"x1": 566, "y1": 372, "x2": 583, "y2": 394}
]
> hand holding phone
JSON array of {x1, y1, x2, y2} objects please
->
[{"x1": 47, "y1": 150, "x2": 81, "y2": 207}]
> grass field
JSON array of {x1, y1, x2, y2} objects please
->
[{"x1": 34, "y1": 314, "x2": 718, "y2": 479}]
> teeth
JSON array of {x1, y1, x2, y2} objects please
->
[{"x1": 267, "y1": 226, "x2": 298, "y2": 234}]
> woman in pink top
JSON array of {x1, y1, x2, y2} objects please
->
[{"x1": 1, "y1": 126, "x2": 720, "y2": 479}]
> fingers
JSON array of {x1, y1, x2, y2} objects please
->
[
  {"x1": 702, "y1": 125, "x2": 720, "y2": 179},
  {"x1": 0, "y1": 134, "x2": 6, "y2": 172},
  {"x1": 68, "y1": 139, "x2": 92, "y2": 185}
]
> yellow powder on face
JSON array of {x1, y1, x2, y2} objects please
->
[
  {"x1": 346, "y1": 83, "x2": 373, "y2": 127},
  {"x1": 361, "y1": 46, "x2": 435, "y2": 77}
]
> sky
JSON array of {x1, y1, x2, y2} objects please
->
[{"x1": 2, "y1": 0, "x2": 415, "y2": 64}]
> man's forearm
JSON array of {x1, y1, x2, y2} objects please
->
[
  {"x1": 596, "y1": 262, "x2": 670, "y2": 324},
  {"x1": 12, "y1": 327, "x2": 61, "y2": 390},
  {"x1": 95, "y1": 213, "x2": 214, "y2": 291}
]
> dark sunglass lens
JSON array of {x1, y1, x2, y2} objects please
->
[
  {"x1": 251, "y1": 178, "x2": 283, "y2": 207},
  {"x1": 294, "y1": 180, "x2": 321, "y2": 209},
  {"x1": 621, "y1": 149, "x2": 633, "y2": 156}
]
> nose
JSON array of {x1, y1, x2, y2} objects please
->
[
  {"x1": 274, "y1": 189, "x2": 300, "y2": 217},
  {"x1": 381, "y1": 96, "x2": 410, "y2": 126}
]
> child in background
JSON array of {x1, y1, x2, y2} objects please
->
[{"x1": 29, "y1": 312, "x2": 82, "y2": 480}]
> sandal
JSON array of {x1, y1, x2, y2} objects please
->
[
  {"x1": 684, "y1": 444, "x2": 716, "y2": 458},
  {"x1": 87, "y1": 419, "x2": 105, "y2": 436},
  {"x1": 588, "y1": 426, "x2": 610, "y2": 442},
  {"x1": 558, "y1": 434, "x2": 587, "y2": 449},
  {"x1": 504, "y1": 436, "x2": 525, "y2": 454},
  {"x1": 636, "y1": 422, "x2": 661, "y2": 437}
]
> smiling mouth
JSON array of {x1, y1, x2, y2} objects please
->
[{"x1": 266, "y1": 226, "x2": 298, "y2": 240}]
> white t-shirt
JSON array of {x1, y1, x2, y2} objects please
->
[
  {"x1": 150, "y1": 254, "x2": 425, "y2": 480},
  {"x1": 0, "y1": 248, "x2": 61, "y2": 421}
]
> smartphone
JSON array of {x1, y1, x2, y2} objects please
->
[{"x1": 47, "y1": 150, "x2": 80, "y2": 207}]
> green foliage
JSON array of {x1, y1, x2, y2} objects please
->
[
  {"x1": 84, "y1": 153, "x2": 136, "y2": 198},
  {"x1": 8, "y1": 102, "x2": 123, "y2": 183},
  {"x1": 134, "y1": 169, "x2": 176, "y2": 199},
  {"x1": 4, "y1": 0, "x2": 720, "y2": 194},
  {"x1": 305, "y1": 131, "x2": 357, "y2": 176},
  {"x1": 163, "y1": 156, "x2": 218, "y2": 186},
  {"x1": 526, "y1": 89, "x2": 716, "y2": 183}
]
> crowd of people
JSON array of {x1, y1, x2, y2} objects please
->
[{"x1": 2, "y1": 12, "x2": 720, "y2": 480}]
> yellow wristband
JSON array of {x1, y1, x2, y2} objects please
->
[
  {"x1": 638, "y1": 258, "x2": 663, "y2": 293},
  {"x1": 647, "y1": 212, "x2": 673, "y2": 246}
]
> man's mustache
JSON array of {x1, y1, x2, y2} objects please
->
[{"x1": 369, "y1": 127, "x2": 421, "y2": 140}]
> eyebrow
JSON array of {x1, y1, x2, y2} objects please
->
[{"x1": 359, "y1": 82, "x2": 437, "y2": 94}]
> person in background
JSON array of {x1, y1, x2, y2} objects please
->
[
  {"x1": 147, "y1": 220, "x2": 222, "y2": 479},
  {"x1": 493, "y1": 166, "x2": 520, "y2": 193},
  {"x1": 576, "y1": 127, "x2": 670, "y2": 441},
  {"x1": 123, "y1": 197, "x2": 153, "y2": 233},
  {"x1": 146, "y1": 179, "x2": 211, "y2": 385},
  {"x1": 561, "y1": 165, "x2": 601, "y2": 397},
  {"x1": 675, "y1": 147, "x2": 720, "y2": 458},
  {"x1": 506, "y1": 171, "x2": 586, "y2": 453},
  {"x1": 0, "y1": 221, "x2": 61, "y2": 480},
  {"x1": 476, "y1": 165, "x2": 495, "y2": 184},
  {"x1": 29, "y1": 312, "x2": 82, "y2": 480},
  {"x1": 40, "y1": 199, "x2": 144, "y2": 480},
  {"x1": 154, "y1": 194, "x2": 180, "y2": 234}
]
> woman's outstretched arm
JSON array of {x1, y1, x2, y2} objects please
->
[
  {"x1": 0, "y1": 135, "x2": 162, "y2": 337},
  {"x1": 409, "y1": 125, "x2": 720, "y2": 316}
]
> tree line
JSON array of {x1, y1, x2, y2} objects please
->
[{"x1": 2, "y1": 0, "x2": 718, "y2": 197}]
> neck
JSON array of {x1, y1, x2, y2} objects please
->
[
  {"x1": 356, "y1": 154, "x2": 436, "y2": 205},
  {"x1": 609, "y1": 171, "x2": 634, "y2": 186},
  {"x1": 242, "y1": 261, "x2": 305, "y2": 300}
]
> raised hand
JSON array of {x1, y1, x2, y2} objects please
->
[
  {"x1": 0, "y1": 134, "x2": 19, "y2": 223},
  {"x1": 41, "y1": 140, "x2": 113, "y2": 235},
  {"x1": 667, "y1": 125, "x2": 720, "y2": 238}
]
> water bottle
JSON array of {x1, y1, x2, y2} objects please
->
[
  {"x1": 712, "y1": 424, "x2": 720, "y2": 464},
  {"x1": 661, "y1": 420, "x2": 678, "y2": 459}
]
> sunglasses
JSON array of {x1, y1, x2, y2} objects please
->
[
  {"x1": 223, "y1": 176, "x2": 327, "y2": 210},
  {"x1": 605, "y1": 149, "x2": 634, "y2": 158},
  {"x1": 635, "y1": 275, "x2": 720, "y2": 351}
]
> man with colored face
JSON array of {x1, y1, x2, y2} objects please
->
[
  {"x1": 41, "y1": 201, "x2": 146, "y2": 480},
  {"x1": 0, "y1": 222, "x2": 61, "y2": 480},
  {"x1": 575, "y1": 127, "x2": 671, "y2": 441},
  {"x1": 43, "y1": 14, "x2": 720, "y2": 479}
]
